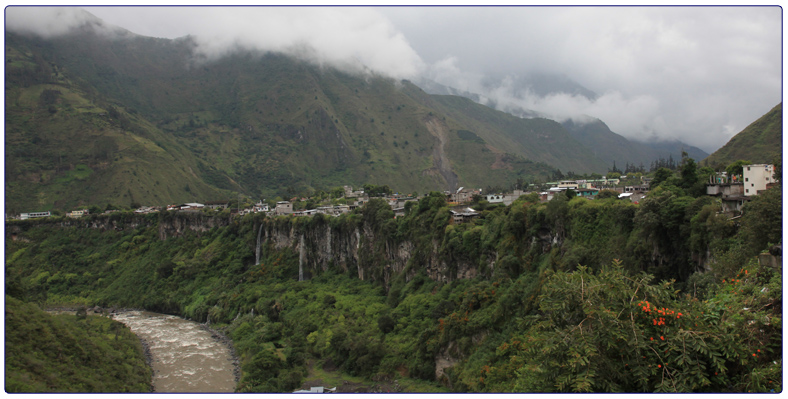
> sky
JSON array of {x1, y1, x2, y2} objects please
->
[{"x1": 5, "y1": 5, "x2": 782, "y2": 153}]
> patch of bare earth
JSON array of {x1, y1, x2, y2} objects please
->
[
  {"x1": 487, "y1": 145, "x2": 513, "y2": 170},
  {"x1": 423, "y1": 116, "x2": 459, "y2": 191}
]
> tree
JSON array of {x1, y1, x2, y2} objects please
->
[
  {"x1": 650, "y1": 168, "x2": 674, "y2": 188},
  {"x1": 725, "y1": 160, "x2": 751, "y2": 179},
  {"x1": 771, "y1": 155, "x2": 781, "y2": 181},
  {"x1": 739, "y1": 184, "x2": 782, "y2": 255},
  {"x1": 330, "y1": 186, "x2": 345, "y2": 199},
  {"x1": 607, "y1": 172, "x2": 621, "y2": 180},
  {"x1": 504, "y1": 260, "x2": 780, "y2": 393},
  {"x1": 680, "y1": 157, "x2": 698, "y2": 190},
  {"x1": 363, "y1": 184, "x2": 393, "y2": 197},
  {"x1": 596, "y1": 189, "x2": 619, "y2": 200}
]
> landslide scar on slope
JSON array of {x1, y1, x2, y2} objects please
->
[{"x1": 423, "y1": 116, "x2": 459, "y2": 192}]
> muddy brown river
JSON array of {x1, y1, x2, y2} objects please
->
[{"x1": 112, "y1": 311, "x2": 236, "y2": 393}]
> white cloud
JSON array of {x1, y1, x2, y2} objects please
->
[
  {"x1": 5, "y1": 7, "x2": 124, "y2": 38},
  {"x1": 103, "y1": 7, "x2": 425, "y2": 80},
  {"x1": 387, "y1": 6, "x2": 781, "y2": 152},
  {"x1": 7, "y1": 6, "x2": 781, "y2": 153},
  {"x1": 8, "y1": 7, "x2": 426, "y2": 80}
]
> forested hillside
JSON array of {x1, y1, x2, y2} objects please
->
[
  {"x1": 702, "y1": 103, "x2": 782, "y2": 168},
  {"x1": 6, "y1": 174, "x2": 781, "y2": 392},
  {"x1": 4, "y1": 297, "x2": 152, "y2": 392},
  {"x1": 562, "y1": 117, "x2": 708, "y2": 168}
]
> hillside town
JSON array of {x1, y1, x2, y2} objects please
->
[{"x1": 12, "y1": 163, "x2": 778, "y2": 223}]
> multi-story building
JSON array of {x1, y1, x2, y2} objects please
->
[
  {"x1": 743, "y1": 164, "x2": 777, "y2": 196},
  {"x1": 275, "y1": 201, "x2": 293, "y2": 215}
]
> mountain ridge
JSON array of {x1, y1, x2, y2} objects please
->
[
  {"x1": 6, "y1": 28, "x2": 591, "y2": 212},
  {"x1": 701, "y1": 103, "x2": 782, "y2": 168}
]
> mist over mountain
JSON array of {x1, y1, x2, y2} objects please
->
[
  {"x1": 479, "y1": 72, "x2": 598, "y2": 101},
  {"x1": 7, "y1": 7, "x2": 779, "y2": 213},
  {"x1": 414, "y1": 77, "x2": 708, "y2": 167},
  {"x1": 561, "y1": 118, "x2": 708, "y2": 169},
  {"x1": 6, "y1": 26, "x2": 591, "y2": 212}
]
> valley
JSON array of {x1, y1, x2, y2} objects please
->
[
  {"x1": 4, "y1": 8, "x2": 782, "y2": 394},
  {"x1": 5, "y1": 27, "x2": 715, "y2": 214}
]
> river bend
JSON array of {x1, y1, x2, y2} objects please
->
[{"x1": 112, "y1": 311, "x2": 236, "y2": 393}]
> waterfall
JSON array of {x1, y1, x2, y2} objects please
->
[
  {"x1": 255, "y1": 223, "x2": 264, "y2": 265},
  {"x1": 326, "y1": 225, "x2": 332, "y2": 263},
  {"x1": 355, "y1": 228, "x2": 363, "y2": 280},
  {"x1": 298, "y1": 234, "x2": 305, "y2": 281}
]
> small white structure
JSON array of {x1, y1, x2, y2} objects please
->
[
  {"x1": 743, "y1": 164, "x2": 777, "y2": 196},
  {"x1": 21, "y1": 211, "x2": 51, "y2": 220},
  {"x1": 67, "y1": 209, "x2": 89, "y2": 218},
  {"x1": 293, "y1": 386, "x2": 336, "y2": 393},
  {"x1": 485, "y1": 194, "x2": 504, "y2": 203},
  {"x1": 253, "y1": 201, "x2": 269, "y2": 213},
  {"x1": 181, "y1": 203, "x2": 204, "y2": 210},
  {"x1": 293, "y1": 209, "x2": 319, "y2": 217}
]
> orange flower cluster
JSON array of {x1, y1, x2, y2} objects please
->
[{"x1": 638, "y1": 301, "x2": 684, "y2": 324}]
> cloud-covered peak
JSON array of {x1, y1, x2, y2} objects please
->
[
  {"x1": 6, "y1": 7, "x2": 425, "y2": 80},
  {"x1": 6, "y1": 7, "x2": 128, "y2": 38},
  {"x1": 184, "y1": 8, "x2": 425, "y2": 79}
]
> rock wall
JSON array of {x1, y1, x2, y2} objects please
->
[
  {"x1": 157, "y1": 212, "x2": 232, "y2": 240},
  {"x1": 256, "y1": 217, "x2": 494, "y2": 286}
]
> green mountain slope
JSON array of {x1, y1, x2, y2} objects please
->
[
  {"x1": 701, "y1": 103, "x2": 783, "y2": 168},
  {"x1": 6, "y1": 26, "x2": 612, "y2": 212},
  {"x1": 408, "y1": 91, "x2": 608, "y2": 173},
  {"x1": 4, "y1": 297, "x2": 151, "y2": 392},
  {"x1": 561, "y1": 117, "x2": 709, "y2": 169}
]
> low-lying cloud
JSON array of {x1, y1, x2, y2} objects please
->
[
  {"x1": 7, "y1": 6, "x2": 781, "y2": 153},
  {"x1": 5, "y1": 7, "x2": 124, "y2": 38},
  {"x1": 388, "y1": 7, "x2": 781, "y2": 153},
  {"x1": 6, "y1": 7, "x2": 425, "y2": 80}
]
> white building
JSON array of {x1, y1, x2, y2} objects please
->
[
  {"x1": 20, "y1": 211, "x2": 51, "y2": 220},
  {"x1": 485, "y1": 194, "x2": 504, "y2": 203},
  {"x1": 253, "y1": 201, "x2": 269, "y2": 213},
  {"x1": 743, "y1": 164, "x2": 777, "y2": 196},
  {"x1": 67, "y1": 209, "x2": 89, "y2": 218},
  {"x1": 557, "y1": 180, "x2": 579, "y2": 189}
]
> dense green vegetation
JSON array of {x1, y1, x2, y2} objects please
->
[
  {"x1": 4, "y1": 297, "x2": 152, "y2": 392},
  {"x1": 6, "y1": 169, "x2": 781, "y2": 392},
  {"x1": 702, "y1": 103, "x2": 782, "y2": 168}
]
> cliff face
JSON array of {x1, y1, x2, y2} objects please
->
[
  {"x1": 7, "y1": 209, "x2": 558, "y2": 287},
  {"x1": 256, "y1": 216, "x2": 499, "y2": 287},
  {"x1": 157, "y1": 212, "x2": 232, "y2": 240},
  {"x1": 5, "y1": 202, "x2": 644, "y2": 290}
]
